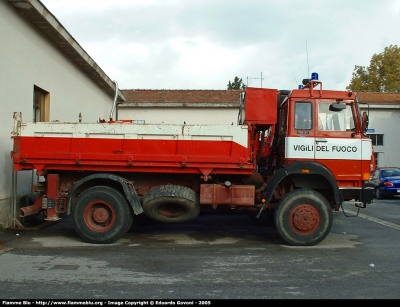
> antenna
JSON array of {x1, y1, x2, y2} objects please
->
[
  {"x1": 306, "y1": 39, "x2": 310, "y2": 78},
  {"x1": 292, "y1": 72, "x2": 298, "y2": 86},
  {"x1": 247, "y1": 72, "x2": 264, "y2": 87}
]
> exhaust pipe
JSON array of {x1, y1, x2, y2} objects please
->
[{"x1": 20, "y1": 195, "x2": 42, "y2": 217}]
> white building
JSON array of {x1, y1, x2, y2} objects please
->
[
  {"x1": 118, "y1": 89, "x2": 242, "y2": 125},
  {"x1": 358, "y1": 93, "x2": 400, "y2": 168},
  {"x1": 0, "y1": 0, "x2": 125, "y2": 229}
]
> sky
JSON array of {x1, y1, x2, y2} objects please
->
[{"x1": 41, "y1": 0, "x2": 400, "y2": 91}]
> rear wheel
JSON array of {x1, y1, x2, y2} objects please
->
[
  {"x1": 274, "y1": 189, "x2": 332, "y2": 246},
  {"x1": 142, "y1": 185, "x2": 200, "y2": 223},
  {"x1": 72, "y1": 186, "x2": 133, "y2": 244}
]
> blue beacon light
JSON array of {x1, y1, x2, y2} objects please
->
[{"x1": 311, "y1": 72, "x2": 319, "y2": 80}]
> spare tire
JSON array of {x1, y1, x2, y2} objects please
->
[{"x1": 142, "y1": 185, "x2": 200, "y2": 223}]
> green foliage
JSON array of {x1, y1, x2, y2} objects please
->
[
  {"x1": 347, "y1": 44, "x2": 400, "y2": 93},
  {"x1": 227, "y1": 76, "x2": 246, "y2": 90}
]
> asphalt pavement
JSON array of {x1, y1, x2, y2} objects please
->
[{"x1": 1, "y1": 197, "x2": 400, "y2": 300}]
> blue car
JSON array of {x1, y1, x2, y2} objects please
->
[{"x1": 369, "y1": 167, "x2": 400, "y2": 199}]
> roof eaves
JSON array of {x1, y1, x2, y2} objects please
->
[{"x1": 7, "y1": 0, "x2": 125, "y2": 102}]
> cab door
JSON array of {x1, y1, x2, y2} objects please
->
[
  {"x1": 314, "y1": 101, "x2": 362, "y2": 179},
  {"x1": 284, "y1": 101, "x2": 315, "y2": 163}
]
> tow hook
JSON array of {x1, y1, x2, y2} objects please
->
[{"x1": 341, "y1": 202, "x2": 362, "y2": 217}]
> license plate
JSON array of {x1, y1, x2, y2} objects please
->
[{"x1": 397, "y1": 189, "x2": 400, "y2": 193}]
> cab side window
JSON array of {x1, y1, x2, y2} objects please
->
[{"x1": 295, "y1": 102, "x2": 312, "y2": 130}]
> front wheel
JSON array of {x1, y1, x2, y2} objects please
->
[
  {"x1": 72, "y1": 186, "x2": 133, "y2": 244},
  {"x1": 274, "y1": 189, "x2": 332, "y2": 246}
]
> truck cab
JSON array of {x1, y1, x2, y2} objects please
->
[{"x1": 272, "y1": 76, "x2": 373, "y2": 207}]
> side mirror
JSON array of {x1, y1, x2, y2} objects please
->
[
  {"x1": 329, "y1": 102, "x2": 346, "y2": 111},
  {"x1": 361, "y1": 111, "x2": 369, "y2": 132}
]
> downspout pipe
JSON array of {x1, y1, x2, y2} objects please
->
[{"x1": 109, "y1": 80, "x2": 119, "y2": 121}]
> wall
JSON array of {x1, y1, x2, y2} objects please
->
[
  {"x1": 116, "y1": 107, "x2": 239, "y2": 125},
  {"x1": 0, "y1": 1, "x2": 114, "y2": 229},
  {"x1": 363, "y1": 106, "x2": 400, "y2": 167}
]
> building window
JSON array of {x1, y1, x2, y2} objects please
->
[
  {"x1": 33, "y1": 85, "x2": 50, "y2": 122},
  {"x1": 367, "y1": 134, "x2": 383, "y2": 146}
]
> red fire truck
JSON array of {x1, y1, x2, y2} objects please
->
[{"x1": 11, "y1": 73, "x2": 374, "y2": 246}]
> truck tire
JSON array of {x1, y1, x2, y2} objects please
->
[
  {"x1": 72, "y1": 186, "x2": 133, "y2": 244},
  {"x1": 274, "y1": 189, "x2": 332, "y2": 246},
  {"x1": 142, "y1": 185, "x2": 200, "y2": 223}
]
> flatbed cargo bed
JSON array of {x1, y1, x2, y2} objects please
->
[{"x1": 11, "y1": 112, "x2": 256, "y2": 177}]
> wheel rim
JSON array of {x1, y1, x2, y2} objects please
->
[
  {"x1": 289, "y1": 204, "x2": 320, "y2": 234},
  {"x1": 83, "y1": 200, "x2": 116, "y2": 232}
]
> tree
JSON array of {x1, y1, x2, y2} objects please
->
[
  {"x1": 227, "y1": 76, "x2": 246, "y2": 90},
  {"x1": 346, "y1": 44, "x2": 400, "y2": 93}
]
